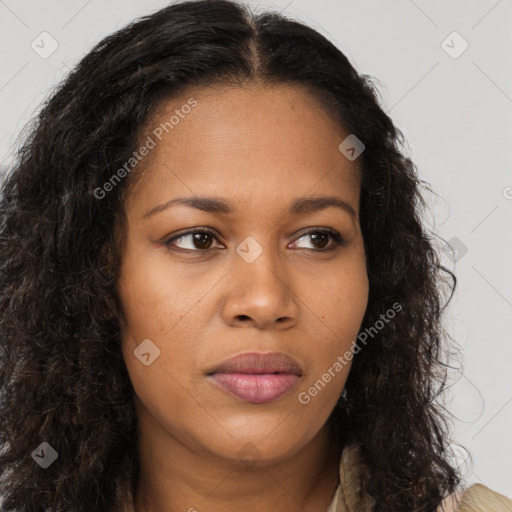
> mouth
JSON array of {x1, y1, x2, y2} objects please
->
[
  {"x1": 208, "y1": 372, "x2": 300, "y2": 404},
  {"x1": 206, "y1": 351, "x2": 302, "y2": 404}
]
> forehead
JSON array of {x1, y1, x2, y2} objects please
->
[{"x1": 126, "y1": 83, "x2": 361, "y2": 215}]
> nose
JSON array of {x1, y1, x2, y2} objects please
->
[{"x1": 220, "y1": 244, "x2": 299, "y2": 330}]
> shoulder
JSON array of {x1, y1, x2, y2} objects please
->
[
  {"x1": 458, "y1": 484, "x2": 512, "y2": 511},
  {"x1": 338, "y1": 444, "x2": 512, "y2": 512},
  {"x1": 439, "y1": 484, "x2": 512, "y2": 511}
]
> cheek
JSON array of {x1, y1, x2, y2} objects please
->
[
  {"x1": 119, "y1": 311, "x2": 200, "y2": 432},
  {"x1": 314, "y1": 262, "x2": 369, "y2": 340},
  {"x1": 116, "y1": 255, "x2": 201, "y2": 412},
  {"x1": 115, "y1": 246, "x2": 216, "y2": 342},
  {"x1": 300, "y1": 263, "x2": 368, "y2": 396},
  {"x1": 117, "y1": 280, "x2": 180, "y2": 343}
]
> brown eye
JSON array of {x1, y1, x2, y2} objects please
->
[
  {"x1": 164, "y1": 228, "x2": 344, "y2": 253},
  {"x1": 309, "y1": 231, "x2": 330, "y2": 249},
  {"x1": 190, "y1": 232, "x2": 214, "y2": 250},
  {"x1": 292, "y1": 229, "x2": 344, "y2": 251},
  {"x1": 164, "y1": 229, "x2": 221, "y2": 251}
]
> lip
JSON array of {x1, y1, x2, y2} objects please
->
[
  {"x1": 209, "y1": 373, "x2": 300, "y2": 404},
  {"x1": 207, "y1": 351, "x2": 302, "y2": 376},
  {"x1": 207, "y1": 352, "x2": 302, "y2": 404}
]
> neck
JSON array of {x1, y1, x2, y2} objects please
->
[{"x1": 132, "y1": 412, "x2": 342, "y2": 512}]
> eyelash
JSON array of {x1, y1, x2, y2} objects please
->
[{"x1": 163, "y1": 227, "x2": 346, "y2": 252}]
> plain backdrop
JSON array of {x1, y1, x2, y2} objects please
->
[{"x1": 1, "y1": 0, "x2": 511, "y2": 498}]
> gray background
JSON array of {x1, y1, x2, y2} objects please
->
[{"x1": 1, "y1": 0, "x2": 511, "y2": 498}]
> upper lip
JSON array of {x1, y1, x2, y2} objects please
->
[{"x1": 207, "y1": 351, "x2": 302, "y2": 376}]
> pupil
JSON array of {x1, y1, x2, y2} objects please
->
[
  {"x1": 311, "y1": 232, "x2": 328, "y2": 249},
  {"x1": 194, "y1": 232, "x2": 212, "y2": 249}
]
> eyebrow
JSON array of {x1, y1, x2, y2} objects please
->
[{"x1": 142, "y1": 195, "x2": 356, "y2": 219}]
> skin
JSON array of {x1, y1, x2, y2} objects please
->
[{"x1": 116, "y1": 83, "x2": 369, "y2": 512}]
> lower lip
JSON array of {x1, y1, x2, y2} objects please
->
[{"x1": 209, "y1": 373, "x2": 300, "y2": 403}]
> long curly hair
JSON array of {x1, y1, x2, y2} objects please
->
[{"x1": 0, "y1": 1, "x2": 461, "y2": 510}]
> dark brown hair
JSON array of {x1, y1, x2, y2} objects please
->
[{"x1": 0, "y1": 1, "x2": 460, "y2": 510}]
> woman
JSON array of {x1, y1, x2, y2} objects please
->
[{"x1": 0, "y1": 1, "x2": 510, "y2": 511}]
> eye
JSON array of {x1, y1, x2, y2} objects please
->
[
  {"x1": 290, "y1": 229, "x2": 345, "y2": 251},
  {"x1": 163, "y1": 227, "x2": 345, "y2": 253},
  {"x1": 163, "y1": 228, "x2": 222, "y2": 251}
]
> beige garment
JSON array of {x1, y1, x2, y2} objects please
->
[{"x1": 326, "y1": 444, "x2": 512, "y2": 512}]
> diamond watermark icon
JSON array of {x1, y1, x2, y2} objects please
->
[
  {"x1": 134, "y1": 338, "x2": 161, "y2": 366},
  {"x1": 338, "y1": 134, "x2": 365, "y2": 161},
  {"x1": 32, "y1": 441, "x2": 58, "y2": 469},
  {"x1": 31, "y1": 31, "x2": 59, "y2": 59},
  {"x1": 441, "y1": 31, "x2": 469, "y2": 59},
  {"x1": 442, "y1": 236, "x2": 468, "y2": 263},
  {"x1": 236, "y1": 442, "x2": 262, "y2": 467},
  {"x1": 236, "y1": 236, "x2": 263, "y2": 263}
]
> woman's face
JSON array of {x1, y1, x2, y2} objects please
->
[{"x1": 116, "y1": 83, "x2": 369, "y2": 465}]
